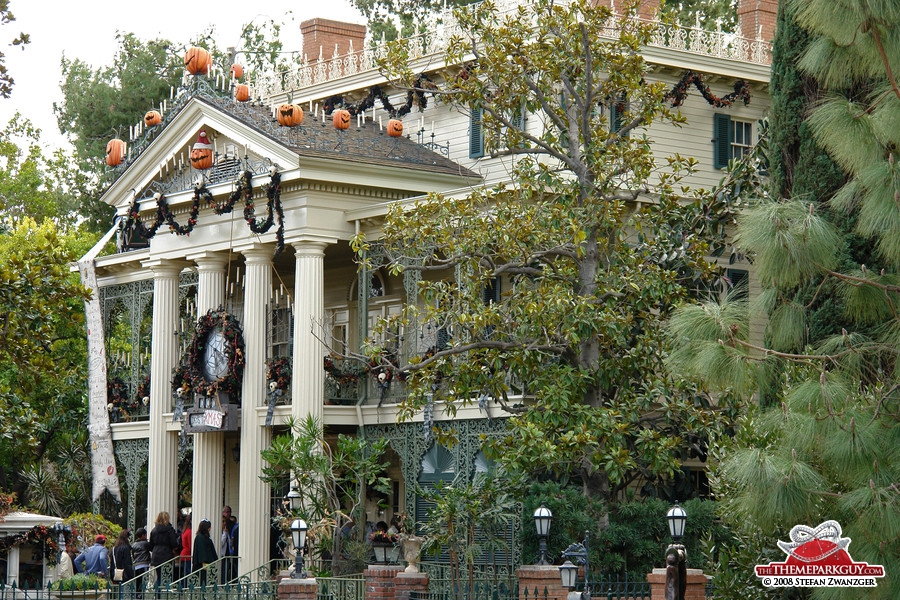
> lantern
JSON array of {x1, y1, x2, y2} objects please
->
[
  {"x1": 387, "y1": 118, "x2": 403, "y2": 137},
  {"x1": 230, "y1": 63, "x2": 244, "y2": 79},
  {"x1": 106, "y1": 139, "x2": 126, "y2": 167},
  {"x1": 190, "y1": 130, "x2": 213, "y2": 170},
  {"x1": 332, "y1": 108, "x2": 351, "y2": 130},
  {"x1": 184, "y1": 47, "x2": 211, "y2": 75},
  {"x1": 277, "y1": 104, "x2": 304, "y2": 127},
  {"x1": 235, "y1": 84, "x2": 250, "y2": 102},
  {"x1": 144, "y1": 111, "x2": 162, "y2": 127}
]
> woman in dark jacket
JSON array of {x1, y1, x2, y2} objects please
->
[
  {"x1": 149, "y1": 511, "x2": 181, "y2": 567},
  {"x1": 111, "y1": 529, "x2": 135, "y2": 582},
  {"x1": 191, "y1": 519, "x2": 218, "y2": 586}
]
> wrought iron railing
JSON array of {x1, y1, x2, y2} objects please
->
[
  {"x1": 249, "y1": 0, "x2": 771, "y2": 98},
  {"x1": 314, "y1": 573, "x2": 365, "y2": 600}
]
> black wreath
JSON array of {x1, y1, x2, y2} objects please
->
[{"x1": 182, "y1": 307, "x2": 246, "y2": 400}]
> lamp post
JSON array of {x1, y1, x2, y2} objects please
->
[
  {"x1": 664, "y1": 502, "x2": 687, "y2": 600},
  {"x1": 533, "y1": 504, "x2": 552, "y2": 565},
  {"x1": 286, "y1": 486, "x2": 302, "y2": 512},
  {"x1": 291, "y1": 517, "x2": 308, "y2": 579},
  {"x1": 559, "y1": 531, "x2": 590, "y2": 600}
]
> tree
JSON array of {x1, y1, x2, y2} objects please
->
[
  {"x1": 0, "y1": 0, "x2": 29, "y2": 99},
  {"x1": 357, "y1": 0, "x2": 739, "y2": 504},
  {"x1": 660, "y1": 0, "x2": 738, "y2": 33},
  {"x1": 667, "y1": 0, "x2": 900, "y2": 596}
]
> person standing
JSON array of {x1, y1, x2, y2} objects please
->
[
  {"x1": 74, "y1": 535, "x2": 109, "y2": 577},
  {"x1": 191, "y1": 519, "x2": 218, "y2": 586},
  {"x1": 111, "y1": 530, "x2": 135, "y2": 588},
  {"x1": 131, "y1": 528, "x2": 151, "y2": 600},
  {"x1": 179, "y1": 514, "x2": 192, "y2": 581},
  {"x1": 219, "y1": 506, "x2": 238, "y2": 583},
  {"x1": 58, "y1": 543, "x2": 77, "y2": 579}
]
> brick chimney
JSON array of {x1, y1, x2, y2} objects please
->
[
  {"x1": 300, "y1": 19, "x2": 367, "y2": 62},
  {"x1": 592, "y1": 0, "x2": 661, "y2": 20},
  {"x1": 737, "y1": 0, "x2": 777, "y2": 42}
]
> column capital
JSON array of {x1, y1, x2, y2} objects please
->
[
  {"x1": 187, "y1": 251, "x2": 230, "y2": 270},
  {"x1": 238, "y1": 243, "x2": 275, "y2": 264},
  {"x1": 289, "y1": 237, "x2": 334, "y2": 257},
  {"x1": 143, "y1": 259, "x2": 190, "y2": 277}
]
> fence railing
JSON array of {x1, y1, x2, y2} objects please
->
[{"x1": 314, "y1": 573, "x2": 365, "y2": 600}]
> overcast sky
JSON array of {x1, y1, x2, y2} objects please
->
[{"x1": 0, "y1": 0, "x2": 365, "y2": 151}]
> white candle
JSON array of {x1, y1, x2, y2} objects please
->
[
  {"x1": 170, "y1": 86, "x2": 174, "y2": 100},
  {"x1": 431, "y1": 121, "x2": 434, "y2": 133},
  {"x1": 379, "y1": 116, "x2": 383, "y2": 130},
  {"x1": 309, "y1": 100, "x2": 313, "y2": 112}
]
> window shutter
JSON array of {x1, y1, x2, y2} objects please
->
[
  {"x1": 469, "y1": 106, "x2": 484, "y2": 158},
  {"x1": 482, "y1": 277, "x2": 501, "y2": 305},
  {"x1": 713, "y1": 113, "x2": 731, "y2": 169},
  {"x1": 757, "y1": 118, "x2": 769, "y2": 175}
]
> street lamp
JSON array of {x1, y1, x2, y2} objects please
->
[
  {"x1": 664, "y1": 502, "x2": 687, "y2": 600},
  {"x1": 286, "y1": 486, "x2": 302, "y2": 512},
  {"x1": 559, "y1": 531, "x2": 590, "y2": 600},
  {"x1": 666, "y1": 502, "x2": 687, "y2": 543},
  {"x1": 290, "y1": 517, "x2": 308, "y2": 578},
  {"x1": 533, "y1": 504, "x2": 552, "y2": 565}
]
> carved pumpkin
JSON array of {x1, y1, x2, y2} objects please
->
[
  {"x1": 387, "y1": 119, "x2": 403, "y2": 138},
  {"x1": 184, "y1": 47, "x2": 211, "y2": 75},
  {"x1": 144, "y1": 110, "x2": 162, "y2": 127},
  {"x1": 230, "y1": 63, "x2": 244, "y2": 79},
  {"x1": 235, "y1": 84, "x2": 250, "y2": 102},
  {"x1": 190, "y1": 130, "x2": 213, "y2": 170},
  {"x1": 106, "y1": 139, "x2": 126, "y2": 167},
  {"x1": 333, "y1": 108, "x2": 351, "y2": 130},
  {"x1": 277, "y1": 104, "x2": 304, "y2": 127}
]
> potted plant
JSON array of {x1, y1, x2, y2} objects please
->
[
  {"x1": 50, "y1": 574, "x2": 109, "y2": 599},
  {"x1": 396, "y1": 514, "x2": 425, "y2": 573}
]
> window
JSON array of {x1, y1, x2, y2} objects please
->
[
  {"x1": 609, "y1": 95, "x2": 629, "y2": 137},
  {"x1": 469, "y1": 106, "x2": 484, "y2": 158},
  {"x1": 713, "y1": 114, "x2": 754, "y2": 168}
]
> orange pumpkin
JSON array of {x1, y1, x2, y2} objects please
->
[
  {"x1": 387, "y1": 118, "x2": 403, "y2": 137},
  {"x1": 230, "y1": 63, "x2": 244, "y2": 79},
  {"x1": 184, "y1": 47, "x2": 211, "y2": 75},
  {"x1": 333, "y1": 109, "x2": 351, "y2": 130},
  {"x1": 277, "y1": 103, "x2": 304, "y2": 127},
  {"x1": 106, "y1": 139, "x2": 126, "y2": 167},
  {"x1": 144, "y1": 110, "x2": 162, "y2": 127},
  {"x1": 190, "y1": 130, "x2": 213, "y2": 170},
  {"x1": 234, "y1": 84, "x2": 250, "y2": 102}
]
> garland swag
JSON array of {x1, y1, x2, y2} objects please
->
[
  {"x1": 666, "y1": 70, "x2": 751, "y2": 108},
  {"x1": 125, "y1": 169, "x2": 285, "y2": 257},
  {"x1": 323, "y1": 74, "x2": 436, "y2": 118}
]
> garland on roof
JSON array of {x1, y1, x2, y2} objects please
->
[
  {"x1": 666, "y1": 70, "x2": 751, "y2": 108},
  {"x1": 323, "y1": 74, "x2": 436, "y2": 118}
]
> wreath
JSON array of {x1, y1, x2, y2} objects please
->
[
  {"x1": 181, "y1": 308, "x2": 246, "y2": 400},
  {"x1": 107, "y1": 377, "x2": 143, "y2": 423},
  {"x1": 265, "y1": 356, "x2": 292, "y2": 426}
]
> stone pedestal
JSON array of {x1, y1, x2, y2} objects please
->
[
  {"x1": 365, "y1": 565, "x2": 404, "y2": 600},
  {"x1": 516, "y1": 565, "x2": 569, "y2": 600},
  {"x1": 277, "y1": 577, "x2": 317, "y2": 600},
  {"x1": 394, "y1": 571, "x2": 429, "y2": 600},
  {"x1": 646, "y1": 567, "x2": 709, "y2": 600}
]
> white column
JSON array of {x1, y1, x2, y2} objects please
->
[
  {"x1": 191, "y1": 253, "x2": 228, "y2": 526},
  {"x1": 146, "y1": 261, "x2": 185, "y2": 528},
  {"x1": 238, "y1": 244, "x2": 272, "y2": 579},
  {"x1": 292, "y1": 241, "x2": 328, "y2": 423}
]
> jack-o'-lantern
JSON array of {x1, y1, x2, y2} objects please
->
[
  {"x1": 333, "y1": 108, "x2": 351, "y2": 130},
  {"x1": 144, "y1": 110, "x2": 162, "y2": 127},
  {"x1": 387, "y1": 118, "x2": 403, "y2": 137},
  {"x1": 230, "y1": 63, "x2": 244, "y2": 79},
  {"x1": 277, "y1": 104, "x2": 303, "y2": 127},
  {"x1": 235, "y1": 84, "x2": 250, "y2": 102},
  {"x1": 190, "y1": 130, "x2": 213, "y2": 170},
  {"x1": 184, "y1": 47, "x2": 211, "y2": 75},
  {"x1": 106, "y1": 139, "x2": 126, "y2": 167}
]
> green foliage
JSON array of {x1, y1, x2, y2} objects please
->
[
  {"x1": 49, "y1": 573, "x2": 109, "y2": 591},
  {"x1": 660, "y1": 0, "x2": 738, "y2": 32},
  {"x1": 367, "y1": 0, "x2": 738, "y2": 503},
  {"x1": 0, "y1": 0, "x2": 30, "y2": 99},
  {"x1": 64, "y1": 512, "x2": 122, "y2": 550}
]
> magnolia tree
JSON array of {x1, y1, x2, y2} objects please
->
[{"x1": 354, "y1": 0, "x2": 744, "y2": 503}]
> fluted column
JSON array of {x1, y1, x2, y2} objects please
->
[
  {"x1": 292, "y1": 241, "x2": 328, "y2": 423},
  {"x1": 238, "y1": 245, "x2": 272, "y2": 579},
  {"x1": 191, "y1": 253, "x2": 228, "y2": 525},
  {"x1": 146, "y1": 260, "x2": 185, "y2": 527}
]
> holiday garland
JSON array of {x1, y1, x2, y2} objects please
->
[
  {"x1": 124, "y1": 170, "x2": 285, "y2": 257},
  {"x1": 323, "y1": 74, "x2": 436, "y2": 118},
  {"x1": 265, "y1": 356, "x2": 292, "y2": 426},
  {"x1": 107, "y1": 377, "x2": 149, "y2": 423},
  {"x1": 0, "y1": 525, "x2": 62, "y2": 565},
  {"x1": 666, "y1": 70, "x2": 751, "y2": 108}
]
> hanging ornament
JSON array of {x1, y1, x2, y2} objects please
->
[{"x1": 190, "y1": 130, "x2": 214, "y2": 170}]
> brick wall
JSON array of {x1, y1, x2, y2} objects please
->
[
  {"x1": 300, "y1": 18, "x2": 367, "y2": 62},
  {"x1": 737, "y1": 0, "x2": 778, "y2": 42}
]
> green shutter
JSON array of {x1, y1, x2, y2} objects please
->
[
  {"x1": 469, "y1": 106, "x2": 484, "y2": 158},
  {"x1": 713, "y1": 113, "x2": 731, "y2": 169}
]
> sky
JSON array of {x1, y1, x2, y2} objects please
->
[{"x1": 0, "y1": 0, "x2": 366, "y2": 152}]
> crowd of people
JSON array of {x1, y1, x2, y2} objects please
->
[{"x1": 56, "y1": 507, "x2": 240, "y2": 591}]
